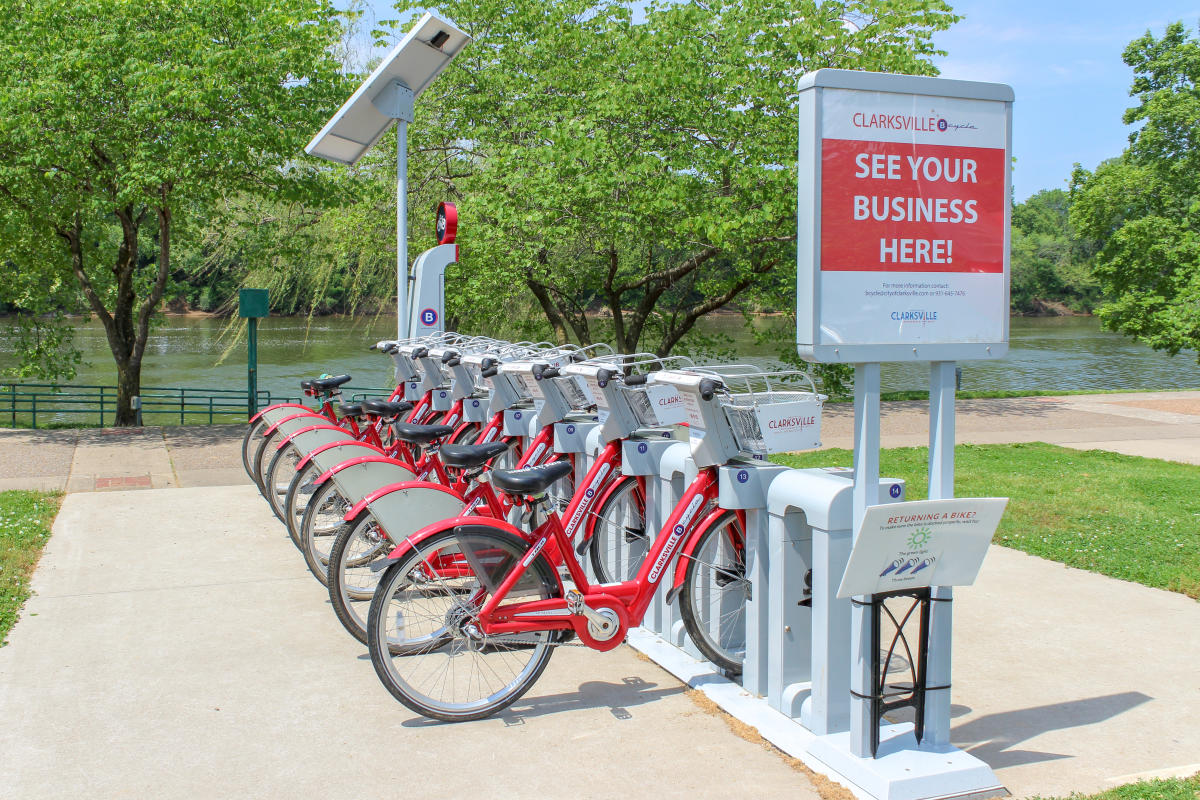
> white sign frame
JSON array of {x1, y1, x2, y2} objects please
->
[
  {"x1": 837, "y1": 497, "x2": 1009, "y2": 598},
  {"x1": 796, "y1": 69, "x2": 1014, "y2": 364}
]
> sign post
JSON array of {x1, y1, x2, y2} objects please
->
[
  {"x1": 239, "y1": 288, "x2": 269, "y2": 418},
  {"x1": 796, "y1": 68, "x2": 1012, "y2": 798}
]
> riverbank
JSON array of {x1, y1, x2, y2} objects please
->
[{"x1": 5, "y1": 314, "x2": 1200, "y2": 401}]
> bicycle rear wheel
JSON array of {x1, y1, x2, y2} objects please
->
[
  {"x1": 587, "y1": 476, "x2": 648, "y2": 584},
  {"x1": 242, "y1": 418, "x2": 268, "y2": 480},
  {"x1": 367, "y1": 527, "x2": 558, "y2": 722},
  {"x1": 284, "y1": 462, "x2": 321, "y2": 551},
  {"x1": 678, "y1": 510, "x2": 747, "y2": 675},
  {"x1": 300, "y1": 479, "x2": 351, "y2": 584},
  {"x1": 326, "y1": 511, "x2": 392, "y2": 640},
  {"x1": 264, "y1": 443, "x2": 302, "y2": 523}
]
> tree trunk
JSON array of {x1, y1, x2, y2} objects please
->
[{"x1": 114, "y1": 357, "x2": 141, "y2": 426}]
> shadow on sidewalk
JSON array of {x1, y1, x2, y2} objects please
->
[
  {"x1": 162, "y1": 424, "x2": 246, "y2": 447},
  {"x1": 400, "y1": 675, "x2": 684, "y2": 727},
  {"x1": 947, "y1": 691, "x2": 1153, "y2": 769}
]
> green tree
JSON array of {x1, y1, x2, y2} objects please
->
[
  {"x1": 379, "y1": 0, "x2": 958, "y2": 361},
  {"x1": 1009, "y1": 189, "x2": 1100, "y2": 314},
  {"x1": 1071, "y1": 21, "x2": 1200, "y2": 360},
  {"x1": 0, "y1": 0, "x2": 350, "y2": 423}
]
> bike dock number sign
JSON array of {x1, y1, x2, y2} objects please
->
[{"x1": 796, "y1": 69, "x2": 1014, "y2": 364}]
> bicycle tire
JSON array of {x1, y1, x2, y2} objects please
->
[
  {"x1": 242, "y1": 418, "x2": 268, "y2": 480},
  {"x1": 367, "y1": 526, "x2": 558, "y2": 722},
  {"x1": 283, "y1": 462, "x2": 321, "y2": 550},
  {"x1": 678, "y1": 510, "x2": 747, "y2": 675},
  {"x1": 587, "y1": 476, "x2": 648, "y2": 584},
  {"x1": 325, "y1": 510, "x2": 391, "y2": 639},
  {"x1": 264, "y1": 442, "x2": 303, "y2": 523},
  {"x1": 325, "y1": 485, "x2": 466, "y2": 642},
  {"x1": 300, "y1": 479, "x2": 351, "y2": 585}
]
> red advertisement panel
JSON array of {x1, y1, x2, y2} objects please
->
[{"x1": 820, "y1": 139, "x2": 1006, "y2": 273}]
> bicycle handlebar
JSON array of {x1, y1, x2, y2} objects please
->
[
  {"x1": 699, "y1": 378, "x2": 722, "y2": 401},
  {"x1": 481, "y1": 366, "x2": 499, "y2": 378},
  {"x1": 623, "y1": 372, "x2": 648, "y2": 386}
]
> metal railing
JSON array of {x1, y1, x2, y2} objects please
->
[{"x1": 1, "y1": 383, "x2": 395, "y2": 428}]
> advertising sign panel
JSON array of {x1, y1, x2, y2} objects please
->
[{"x1": 796, "y1": 70, "x2": 1014, "y2": 363}]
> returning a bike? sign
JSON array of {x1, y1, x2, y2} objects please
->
[{"x1": 795, "y1": 70, "x2": 1014, "y2": 364}]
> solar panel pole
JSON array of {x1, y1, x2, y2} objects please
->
[
  {"x1": 397, "y1": 114, "x2": 409, "y2": 340},
  {"x1": 371, "y1": 79, "x2": 417, "y2": 341}
]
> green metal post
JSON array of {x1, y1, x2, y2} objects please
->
[{"x1": 247, "y1": 317, "x2": 258, "y2": 419}]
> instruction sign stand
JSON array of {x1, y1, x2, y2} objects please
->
[{"x1": 796, "y1": 68, "x2": 1013, "y2": 800}]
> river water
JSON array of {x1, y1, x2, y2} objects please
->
[{"x1": 3, "y1": 314, "x2": 1199, "y2": 400}]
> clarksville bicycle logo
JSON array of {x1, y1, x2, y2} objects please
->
[
  {"x1": 878, "y1": 524, "x2": 937, "y2": 583},
  {"x1": 767, "y1": 414, "x2": 817, "y2": 431}
]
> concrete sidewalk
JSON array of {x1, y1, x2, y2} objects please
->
[
  {"x1": 2, "y1": 392, "x2": 1199, "y2": 798},
  {"x1": 0, "y1": 486, "x2": 821, "y2": 800}
]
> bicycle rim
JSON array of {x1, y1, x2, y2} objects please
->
[
  {"x1": 242, "y1": 419, "x2": 267, "y2": 480},
  {"x1": 301, "y1": 480, "x2": 351, "y2": 584},
  {"x1": 285, "y1": 463, "x2": 321, "y2": 549},
  {"x1": 327, "y1": 512, "x2": 395, "y2": 642},
  {"x1": 588, "y1": 478, "x2": 648, "y2": 584},
  {"x1": 680, "y1": 511, "x2": 747, "y2": 674},
  {"x1": 367, "y1": 528, "x2": 557, "y2": 721}
]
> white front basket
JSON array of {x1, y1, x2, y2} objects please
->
[{"x1": 723, "y1": 392, "x2": 823, "y2": 455}]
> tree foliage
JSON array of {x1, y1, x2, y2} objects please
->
[
  {"x1": 1071, "y1": 21, "x2": 1200, "y2": 360},
  {"x1": 374, "y1": 0, "x2": 959, "y2": 360},
  {"x1": 1009, "y1": 189, "x2": 1100, "y2": 314},
  {"x1": 0, "y1": 0, "x2": 351, "y2": 422}
]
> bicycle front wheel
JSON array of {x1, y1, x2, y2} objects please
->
[
  {"x1": 588, "y1": 476, "x2": 648, "y2": 584},
  {"x1": 367, "y1": 527, "x2": 558, "y2": 722},
  {"x1": 678, "y1": 510, "x2": 747, "y2": 675}
]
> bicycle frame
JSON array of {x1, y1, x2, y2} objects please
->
[
  {"x1": 478, "y1": 467, "x2": 719, "y2": 648},
  {"x1": 383, "y1": 463, "x2": 713, "y2": 652}
]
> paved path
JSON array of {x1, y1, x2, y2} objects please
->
[
  {"x1": 2, "y1": 390, "x2": 1197, "y2": 495},
  {"x1": 2, "y1": 391, "x2": 1199, "y2": 798},
  {"x1": 0, "y1": 486, "x2": 820, "y2": 800}
]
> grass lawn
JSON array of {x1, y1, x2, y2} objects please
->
[
  {"x1": 0, "y1": 491, "x2": 62, "y2": 645},
  {"x1": 774, "y1": 443, "x2": 1200, "y2": 600},
  {"x1": 1034, "y1": 774, "x2": 1200, "y2": 800}
]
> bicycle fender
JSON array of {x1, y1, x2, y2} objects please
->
[
  {"x1": 343, "y1": 480, "x2": 465, "y2": 522},
  {"x1": 249, "y1": 403, "x2": 311, "y2": 425},
  {"x1": 310, "y1": 455, "x2": 416, "y2": 487},
  {"x1": 274, "y1": 423, "x2": 351, "y2": 451},
  {"x1": 665, "y1": 505, "x2": 734, "y2": 605},
  {"x1": 263, "y1": 410, "x2": 328, "y2": 438},
  {"x1": 383, "y1": 515, "x2": 527, "y2": 561},
  {"x1": 296, "y1": 440, "x2": 385, "y2": 472}
]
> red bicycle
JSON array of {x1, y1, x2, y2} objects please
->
[{"x1": 365, "y1": 448, "x2": 744, "y2": 721}]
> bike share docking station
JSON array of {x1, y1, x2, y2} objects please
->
[{"x1": 608, "y1": 70, "x2": 1015, "y2": 800}]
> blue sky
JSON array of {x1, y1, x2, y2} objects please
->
[
  {"x1": 358, "y1": 1, "x2": 1200, "y2": 202},
  {"x1": 933, "y1": 2, "x2": 1200, "y2": 200}
]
